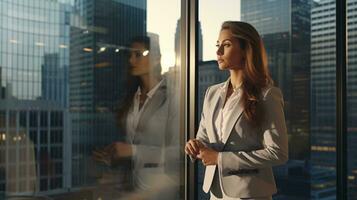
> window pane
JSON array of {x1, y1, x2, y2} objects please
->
[
  {"x1": 198, "y1": 0, "x2": 337, "y2": 199},
  {"x1": 198, "y1": 1, "x2": 239, "y2": 199},
  {"x1": 0, "y1": 0, "x2": 184, "y2": 199},
  {"x1": 310, "y1": 1, "x2": 337, "y2": 199},
  {"x1": 347, "y1": 0, "x2": 357, "y2": 199}
]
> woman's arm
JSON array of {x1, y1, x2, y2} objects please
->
[
  {"x1": 185, "y1": 86, "x2": 212, "y2": 160},
  {"x1": 218, "y1": 87, "x2": 288, "y2": 174}
]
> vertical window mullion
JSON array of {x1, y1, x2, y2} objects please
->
[
  {"x1": 187, "y1": 0, "x2": 198, "y2": 200},
  {"x1": 336, "y1": 0, "x2": 347, "y2": 199}
]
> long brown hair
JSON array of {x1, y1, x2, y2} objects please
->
[
  {"x1": 221, "y1": 21, "x2": 273, "y2": 125},
  {"x1": 116, "y1": 35, "x2": 162, "y2": 127}
]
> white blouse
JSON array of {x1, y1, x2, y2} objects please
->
[
  {"x1": 213, "y1": 80, "x2": 242, "y2": 142},
  {"x1": 126, "y1": 79, "x2": 164, "y2": 144},
  {"x1": 125, "y1": 79, "x2": 164, "y2": 190}
]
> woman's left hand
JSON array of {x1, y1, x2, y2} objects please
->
[{"x1": 197, "y1": 146, "x2": 218, "y2": 166}]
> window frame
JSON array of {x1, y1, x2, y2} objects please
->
[{"x1": 187, "y1": 0, "x2": 349, "y2": 199}]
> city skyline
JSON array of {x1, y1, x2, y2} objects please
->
[{"x1": 1, "y1": 0, "x2": 356, "y2": 199}]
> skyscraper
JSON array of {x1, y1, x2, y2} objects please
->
[
  {"x1": 312, "y1": 0, "x2": 357, "y2": 199},
  {"x1": 242, "y1": 0, "x2": 311, "y2": 161},
  {"x1": 241, "y1": 0, "x2": 311, "y2": 198},
  {"x1": 42, "y1": 53, "x2": 68, "y2": 107},
  {"x1": 0, "y1": 0, "x2": 72, "y2": 195}
]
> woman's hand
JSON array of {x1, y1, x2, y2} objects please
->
[
  {"x1": 92, "y1": 148, "x2": 111, "y2": 165},
  {"x1": 197, "y1": 146, "x2": 218, "y2": 166},
  {"x1": 185, "y1": 139, "x2": 204, "y2": 158},
  {"x1": 92, "y1": 142, "x2": 132, "y2": 166},
  {"x1": 106, "y1": 142, "x2": 133, "y2": 159}
]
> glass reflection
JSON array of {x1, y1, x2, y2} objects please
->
[
  {"x1": 93, "y1": 35, "x2": 180, "y2": 199},
  {"x1": 1, "y1": 0, "x2": 183, "y2": 199}
]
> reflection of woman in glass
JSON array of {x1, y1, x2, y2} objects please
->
[
  {"x1": 185, "y1": 21, "x2": 288, "y2": 200},
  {"x1": 94, "y1": 35, "x2": 178, "y2": 199}
]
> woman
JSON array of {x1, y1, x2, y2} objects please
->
[
  {"x1": 185, "y1": 21, "x2": 288, "y2": 200},
  {"x1": 94, "y1": 35, "x2": 179, "y2": 199}
]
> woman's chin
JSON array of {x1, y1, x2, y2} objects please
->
[
  {"x1": 218, "y1": 64, "x2": 228, "y2": 70},
  {"x1": 130, "y1": 71, "x2": 142, "y2": 76},
  {"x1": 130, "y1": 70, "x2": 149, "y2": 77}
]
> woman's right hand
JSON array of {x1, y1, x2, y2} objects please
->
[
  {"x1": 92, "y1": 147, "x2": 111, "y2": 166},
  {"x1": 185, "y1": 139, "x2": 204, "y2": 158},
  {"x1": 92, "y1": 142, "x2": 132, "y2": 166}
]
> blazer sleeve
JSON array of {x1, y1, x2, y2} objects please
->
[
  {"x1": 189, "y1": 87, "x2": 211, "y2": 162},
  {"x1": 218, "y1": 87, "x2": 288, "y2": 173}
]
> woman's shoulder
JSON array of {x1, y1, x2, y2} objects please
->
[
  {"x1": 208, "y1": 82, "x2": 226, "y2": 92},
  {"x1": 203, "y1": 82, "x2": 225, "y2": 96},
  {"x1": 261, "y1": 85, "x2": 284, "y2": 102}
]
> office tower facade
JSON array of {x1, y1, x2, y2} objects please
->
[
  {"x1": 242, "y1": 0, "x2": 311, "y2": 161},
  {"x1": 312, "y1": 0, "x2": 357, "y2": 199},
  {"x1": 241, "y1": 0, "x2": 311, "y2": 198},
  {"x1": 0, "y1": 0, "x2": 72, "y2": 196},
  {"x1": 347, "y1": 0, "x2": 357, "y2": 199},
  {"x1": 42, "y1": 53, "x2": 69, "y2": 108}
]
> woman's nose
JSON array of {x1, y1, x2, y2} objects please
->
[
  {"x1": 216, "y1": 45, "x2": 223, "y2": 56},
  {"x1": 129, "y1": 53, "x2": 136, "y2": 65}
]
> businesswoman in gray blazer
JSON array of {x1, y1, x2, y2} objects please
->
[
  {"x1": 185, "y1": 21, "x2": 288, "y2": 200},
  {"x1": 94, "y1": 36, "x2": 180, "y2": 199}
]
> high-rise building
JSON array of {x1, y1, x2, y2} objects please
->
[
  {"x1": 0, "y1": 0, "x2": 72, "y2": 196},
  {"x1": 311, "y1": 0, "x2": 336, "y2": 169},
  {"x1": 69, "y1": 0, "x2": 147, "y2": 187},
  {"x1": 241, "y1": 0, "x2": 311, "y2": 198},
  {"x1": 347, "y1": 1, "x2": 357, "y2": 199},
  {"x1": 197, "y1": 61, "x2": 229, "y2": 115},
  {"x1": 242, "y1": 0, "x2": 311, "y2": 161},
  {"x1": 312, "y1": 0, "x2": 357, "y2": 199},
  {"x1": 42, "y1": 53, "x2": 68, "y2": 107}
]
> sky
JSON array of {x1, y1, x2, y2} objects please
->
[
  {"x1": 147, "y1": 0, "x2": 181, "y2": 72},
  {"x1": 147, "y1": 0, "x2": 241, "y2": 72}
]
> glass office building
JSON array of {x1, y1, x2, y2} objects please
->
[{"x1": 0, "y1": 0, "x2": 71, "y2": 195}]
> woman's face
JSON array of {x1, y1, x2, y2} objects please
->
[
  {"x1": 216, "y1": 29, "x2": 245, "y2": 70},
  {"x1": 129, "y1": 42, "x2": 153, "y2": 76}
]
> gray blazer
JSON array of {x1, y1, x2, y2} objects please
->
[
  {"x1": 196, "y1": 81, "x2": 288, "y2": 198},
  {"x1": 121, "y1": 78, "x2": 180, "y2": 199}
]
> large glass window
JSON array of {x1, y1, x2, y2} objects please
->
[
  {"x1": 347, "y1": 0, "x2": 357, "y2": 199},
  {"x1": 310, "y1": 1, "x2": 337, "y2": 199},
  {"x1": 1, "y1": 0, "x2": 353, "y2": 199},
  {"x1": 197, "y1": 1, "x2": 239, "y2": 199},
  {"x1": 0, "y1": 0, "x2": 184, "y2": 199},
  {"x1": 197, "y1": 0, "x2": 337, "y2": 199}
]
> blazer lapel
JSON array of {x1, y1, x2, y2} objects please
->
[
  {"x1": 208, "y1": 90, "x2": 221, "y2": 142},
  {"x1": 134, "y1": 82, "x2": 167, "y2": 141},
  {"x1": 221, "y1": 97, "x2": 244, "y2": 144}
]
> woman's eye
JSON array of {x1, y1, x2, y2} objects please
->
[
  {"x1": 223, "y1": 43, "x2": 231, "y2": 47},
  {"x1": 215, "y1": 44, "x2": 220, "y2": 48}
]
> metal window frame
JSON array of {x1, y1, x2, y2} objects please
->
[
  {"x1": 185, "y1": 0, "x2": 349, "y2": 199},
  {"x1": 185, "y1": 0, "x2": 199, "y2": 200},
  {"x1": 336, "y1": 0, "x2": 347, "y2": 200}
]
